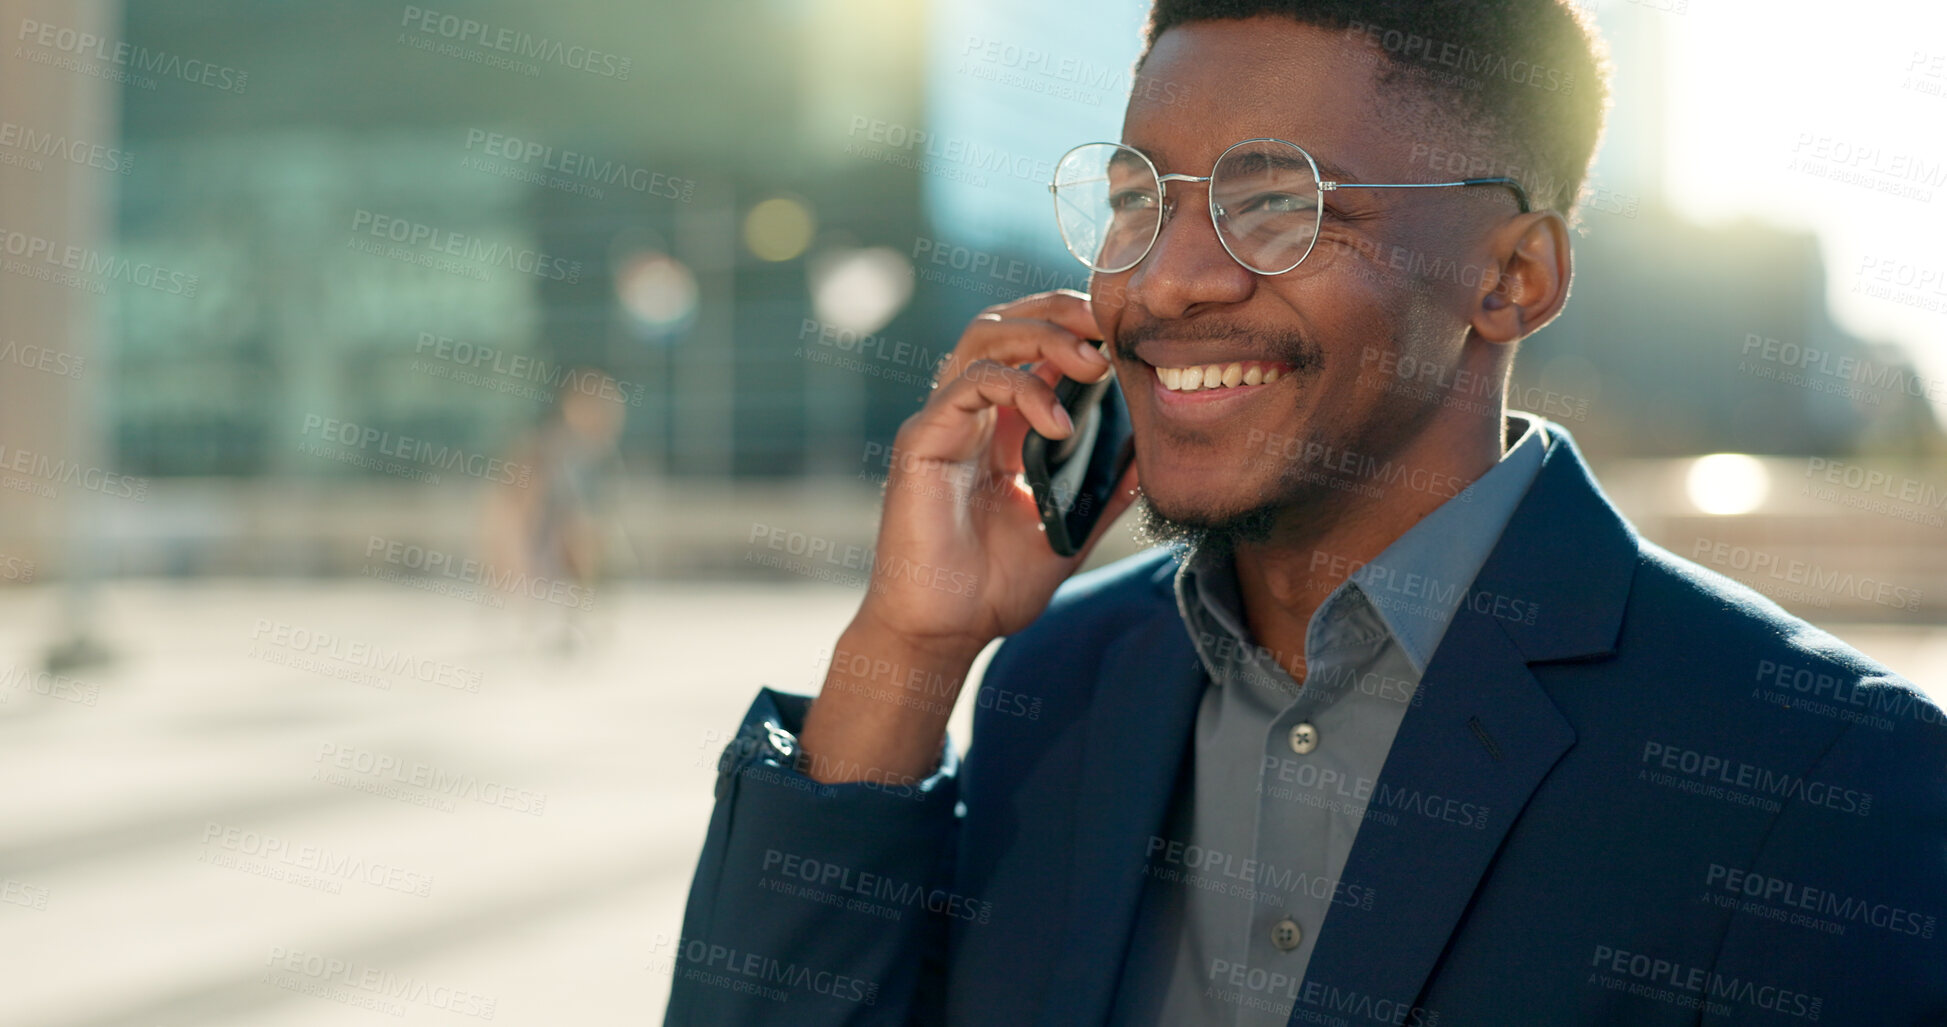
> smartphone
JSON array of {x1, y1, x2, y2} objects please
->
[{"x1": 1021, "y1": 352, "x2": 1135, "y2": 558}]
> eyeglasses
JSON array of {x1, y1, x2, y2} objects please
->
[{"x1": 1048, "y1": 138, "x2": 1532, "y2": 276}]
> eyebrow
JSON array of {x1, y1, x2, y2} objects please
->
[{"x1": 1124, "y1": 141, "x2": 1360, "y2": 185}]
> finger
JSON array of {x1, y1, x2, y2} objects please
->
[
  {"x1": 986, "y1": 392, "x2": 1035, "y2": 478},
  {"x1": 987, "y1": 353, "x2": 1105, "y2": 475},
  {"x1": 902, "y1": 360, "x2": 1068, "y2": 465},
  {"x1": 943, "y1": 318, "x2": 1111, "y2": 387},
  {"x1": 992, "y1": 352, "x2": 1128, "y2": 483},
  {"x1": 979, "y1": 288, "x2": 1101, "y2": 341},
  {"x1": 1031, "y1": 356, "x2": 1070, "y2": 388}
]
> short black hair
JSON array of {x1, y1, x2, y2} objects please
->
[{"x1": 1139, "y1": 0, "x2": 1612, "y2": 222}]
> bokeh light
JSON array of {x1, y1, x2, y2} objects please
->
[
  {"x1": 809, "y1": 246, "x2": 913, "y2": 336},
  {"x1": 614, "y1": 250, "x2": 699, "y2": 333},
  {"x1": 742, "y1": 195, "x2": 816, "y2": 262},
  {"x1": 1686, "y1": 453, "x2": 1772, "y2": 515}
]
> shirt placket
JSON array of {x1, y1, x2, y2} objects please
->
[{"x1": 1237, "y1": 588, "x2": 1388, "y2": 1025}]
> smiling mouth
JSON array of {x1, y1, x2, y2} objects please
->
[{"x1": 1152, "y1": 359, "x2": 1291, "y2": 392}]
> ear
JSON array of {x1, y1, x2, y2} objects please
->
[{"x1": 1471, "y1": 210, "x2": 1571, "y2": 345}]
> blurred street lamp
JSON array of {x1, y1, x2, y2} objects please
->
[
  {"x1": 808, "y1": 245, "x2": 912, "y2": 337},
  {"x1": 1687, "y1": 453, "x2": 1771, "y2": 515}
]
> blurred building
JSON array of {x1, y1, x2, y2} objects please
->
[{"x1": 0, "y1": 0, "x2": 1939, "y2": 619}]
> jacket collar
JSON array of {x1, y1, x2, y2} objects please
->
[
  {"x1": 1478, "y1": 422, "x2": 1638, "y2": 663},
  {"x1": 1035, "y1": 421, "x2": 1639, "y2": 1024}
]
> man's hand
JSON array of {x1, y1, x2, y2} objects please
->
[{"x1": 797, "y1": 289, "x2": 1142, "y2": 783}]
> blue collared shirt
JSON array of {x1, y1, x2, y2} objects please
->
[{"x1": 1111, "y1": 414, "x2": 1549, "y2": 1026}]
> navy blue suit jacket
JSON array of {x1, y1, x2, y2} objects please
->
[{"x1": 666, "y1": 426, "x2": 1947, "y2": 1025}]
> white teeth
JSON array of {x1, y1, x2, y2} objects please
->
[{"x1": 1156, "y1": 362, "x2": 1284, "y2": 392}]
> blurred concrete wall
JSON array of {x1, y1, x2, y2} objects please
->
[{"x1": 0, "y1": 0, "x2": 118, "y2": 581}]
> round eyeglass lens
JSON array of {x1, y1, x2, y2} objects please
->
[
  {"x1": 1210, "y1": 139, "x2": 1324, "y2": 274},
  {"x1": 1052, "y1": 143, "x2": 1161, "y2": 273}
]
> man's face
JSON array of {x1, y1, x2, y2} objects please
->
[{"x1": 1094, "y1": 16, "x2": 1505, "y2": 538}]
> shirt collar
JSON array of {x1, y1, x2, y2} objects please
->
[
  {"x1": 1348, "y1": 412, "x2": 1547, "y2": 673},
  {"x1": 1173, "y1": 412, "x2": 1549, "y2": 681}
]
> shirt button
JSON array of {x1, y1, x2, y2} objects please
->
[
  {"x1": 1288, "y1": 722, "x2": 1319, "y2": 755},
  {"x1": 1271, "y1": 918, "x2": 1303, "y2": 951}
]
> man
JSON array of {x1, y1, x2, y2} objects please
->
[{"x1": 666, "y1": 2, "x2": 1947, "y2": 1024}]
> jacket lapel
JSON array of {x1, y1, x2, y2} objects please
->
[
  {"x1": 1025, "y1": 425, "x2": 1636, "y2": 1025},
  {"x1": 1294, "y1": 603, "x2": 1575, "y2": 1020},
  {"x1": 1295, "y1": 426, "x2": 1637, "y2": 1021},
  {"x1": 1036, "y1": 599, "x2": 1208, "y2": 1025}
]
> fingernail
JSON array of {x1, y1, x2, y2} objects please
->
[
  {"x1": 1054, "y1": 405, "x2": 1074, "y2": 435},
  {"x1": 1077, "y1": 339, "x2": 1109, "y2": 364}
]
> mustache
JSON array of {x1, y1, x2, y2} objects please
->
[{"x1": 1112, "y1": 319, "x2": 1324, "y2": 372}]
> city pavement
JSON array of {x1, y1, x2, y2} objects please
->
[{"x1": 0, "y1": 579, "x2": 1938, "y2": 1026}]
